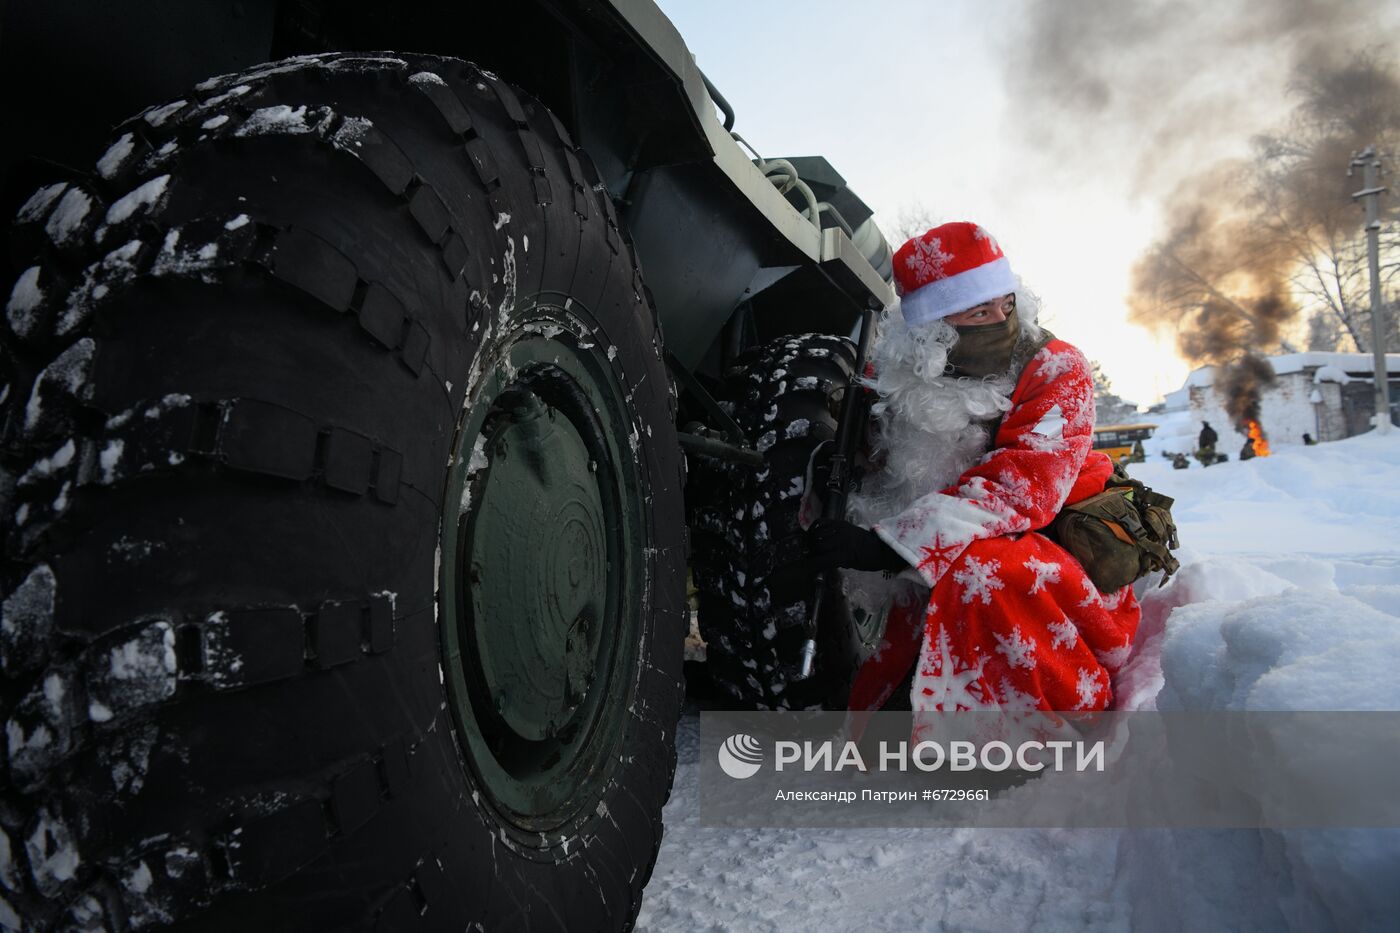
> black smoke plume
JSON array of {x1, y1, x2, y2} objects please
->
[{"x1": 1003, "y1": 1, "x2": 1399, "y2": 424}]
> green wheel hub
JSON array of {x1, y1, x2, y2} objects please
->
[{"x1": 440, "y1": 306, "x2": 646, "y2": 832}]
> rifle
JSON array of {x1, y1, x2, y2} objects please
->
[{"x1": 795, "y1": 303, "x2": 879, "y2": 691}]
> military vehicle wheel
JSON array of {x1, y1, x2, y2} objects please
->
[
  {"x1": 0, "y1": 53, "x2": 685, "y2": 931},
  {"x1": 689, "y1": 333, "x2": 872, "y2": 709}
]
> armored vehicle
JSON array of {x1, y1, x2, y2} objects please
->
[{"x1": 0, "y1": 1, "x2": 893, "y2": 927}]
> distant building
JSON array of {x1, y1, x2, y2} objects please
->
[{"x1": 1181, "y1": 352, "x2": 1400, "y2": 446}]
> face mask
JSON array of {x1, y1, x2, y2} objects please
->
[{"x1": 947, "y1": 305, "x2": 1021, "y2": 378}]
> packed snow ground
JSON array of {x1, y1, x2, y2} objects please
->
[{"x1": 638, "y1": 430, "x2": 1400, "y2": 932}]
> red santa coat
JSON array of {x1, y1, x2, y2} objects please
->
[{"x1": 849, "y1": 338, "x2": 1140, "y2": 714}]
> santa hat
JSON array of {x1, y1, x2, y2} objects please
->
[{"x1": 894, "y1": 221, "x2": 1017, "y2": 326}]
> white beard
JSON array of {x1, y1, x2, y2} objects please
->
[
  {"x1": 835, "y1": 284, "x2": 1043, "y2": 681},
  {"x1": 847, "y1": 315, "x2": 1027, "y2": 528},
  {"x1": 838, "y1": 286, "x2": 1040, "y2": 654}
]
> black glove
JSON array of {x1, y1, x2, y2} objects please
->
[{"x1": 806, "y1": 518, "x2": 906, "y2": 573}]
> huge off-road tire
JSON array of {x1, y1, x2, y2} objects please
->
[
  {"x1": 0, "y1": 53, "x2": 685, "y2": 931},
  {"x1": 689, "y1": 334, "x2": 869, "y2": 710}
]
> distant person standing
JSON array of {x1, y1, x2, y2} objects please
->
[
  {"x1": 1198, "y1": 421, "x2": 1218, "y2": 451},
  {"x1": 1196, "y1": 420, "x2": 1219, "y2": 468}
]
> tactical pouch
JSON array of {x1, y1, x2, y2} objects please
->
[{"x1": 1048, "y1": 465, "x2": 1180, "y2": 594}]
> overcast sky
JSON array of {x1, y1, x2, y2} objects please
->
[{"x1": 654, "y1": 0, "x2": 1400, "y2": 406}]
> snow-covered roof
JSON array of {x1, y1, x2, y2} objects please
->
[
  {"x1": 1185, "y1": 365, "x2": 1217, "y2": 388},
  {"x1": 1268, "y1": 351, "x2": 1400, "y2": 377},
  {"x1": 1313, "y1": 365, "x2": 1350, "y2": 385},
  {"x1": 1176, "y1": 352, "x2": 1400, "y2": 392},
  {"x1": 1162, "y1": 386, "x2": 1191, "y2": 411}
]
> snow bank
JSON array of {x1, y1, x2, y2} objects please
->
[
  {"x1": 642, "y1": 430, "x2": 1400, "y2": 931},
  {"x1": 1129, "y1": 429, "x2": 1400, "y2": 555},
  {"x1": 1115, "y1": 428, "x2": 1400, "y2": 931},
  {"x1": 1138, "y1": 407, "x2": 1197, "y2": 459},
  {"x1": 639, "y1": 714, "x2": 1136, "y2": 932},
  {"x1": 1155, "y1": 588, "x2": 1400, "y2": 712}
]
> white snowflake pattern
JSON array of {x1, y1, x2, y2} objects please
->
[
  {"x1": 1078, "y1": 577, "x2": 1102, "y2": 608},
  {"x1": 1048, "y1": 616, "x2": 1079, "y2": 650},
  {"x1": 904, "y1": 235, "x2": 954, "y2": 281},
  {"x1": 1024, "y1": 557, "x2": 1061, "y2": 595},
  {"x1": 995, "y1": 469, "x2": 1034, "y2": 508},
  {"x1": 994, "y1": 625, "x2": 1037, "y2": 670},
  {"x1": 1094, "y1": 640, "x2": 1133, "y2": 671},
  {"x1": 952, "y1": 556, "x2": 1004, "y2": 606},
  {"x1": 913, "y1": 623, "x2": 993, "y2": 711},
  {"x1": 1035, "y1": 349, "x2": 1080, "y2": 381},
  {"x1": 994, "y1": 677, "x2": 1042, "y2": 712},
  {"x1": 972, "y1": 225, "x2": 1002, "y2": 255},
  {"x1": 1075, "y1": 667, "x2": 1107, "y2": 710},
  {"x1": 1101, "y1": 587, "x2": 1129, "y2": 611},
  {"x1": 974, "y1": 495, "x2": 1020, "y2": 525}
]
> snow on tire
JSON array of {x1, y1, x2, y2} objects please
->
[
  {"x1": 688, "y1": 333, "x2": 862, "y2": 710},
  {"x1": 0, "y1": 53, "x2": 684, "y2": 930}
]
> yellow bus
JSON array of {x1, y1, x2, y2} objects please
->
[{"x1": 1092, "y1": 423, "x2": 1157, "y2": 464}]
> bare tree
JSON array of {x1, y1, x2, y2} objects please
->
[
  {"x1": 1131, "y1": 50, "x2": 1400, "y2": 361},
  {"x1": 886, "y1": 202, "x2": 942, "y2": 246},
  {"x1": 1090, "y1": 360, "x2": 1141, "y2": 425},
  {"x1": 1305, "y1": 306, "x2": 1345, "y2": 351},
  {"x1": 1128, "y1": 167, "x2": 1299, "y2": 362},
  {"x1": 1251, "y1": 50, "x2": 1400, "y2": 353}
]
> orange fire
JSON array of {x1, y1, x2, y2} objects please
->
[{"x1": 1247, "y1": 420, "x2": 1271, "y2": 457}]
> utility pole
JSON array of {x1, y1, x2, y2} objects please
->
[{"x1": 1350, "y1": 146, "x2": 1392, "y2": 434}]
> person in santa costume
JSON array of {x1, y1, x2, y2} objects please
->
[{"x1": 801, "y1": 221, "x2": 1140, "y2": 714}]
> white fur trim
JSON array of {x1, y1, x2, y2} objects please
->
[{"x1": 900, "y1": 257, "x2": 1017, "y2": 327}]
